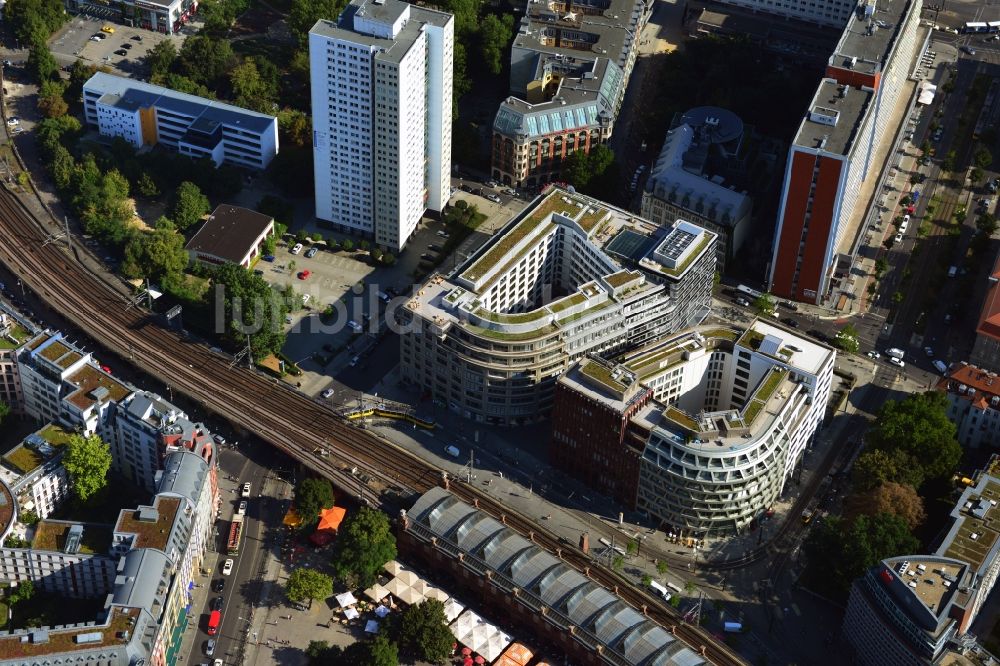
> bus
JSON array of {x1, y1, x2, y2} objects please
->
[
  {"x1": 226, "y1": 514, "x2": 244, "y2": 556},
  {"x1": 207, "y1": 610, "x2": 221, "y2": 636},
  {"x1": 990, "y1": 21, "x2": 1000, "y2": 33},
  {"x1": 736, "y1": 284, "x2": 764, "y2": 299},
  {"x1": 963, "y1": 21, "x2": 989, "y2": 33}
]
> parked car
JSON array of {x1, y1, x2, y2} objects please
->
[
  {"x1": 933, "y1": 359, "x2": 948, "y2": 373},
  {"x1": 735, "y1": 296, "x2": 750, "y2": 307},
  {"x1": 121, "y1": 43, "x2": 132, "y2": 49},
  {"x1": 241, "y1": 482, "x2": 251, "y2": 498},
  {"x1": 204, "y1": 639, "x2": 216, "y2": 656},
  {"x1": 291, "y1": 243, "x2": 303, "y2": 254},
  {"x1": 297, "y1": 270, "x2": 311, "y2": 280},
  {"x1": 131, "y1": 35, "x2": 143, "y2": 41},
  {"x1": 781, "y1": 317, "x2": 799, "y2": 328},
  {"x1": 305, "y1": 247, "x2": 318, "y2": 258},
  {"x1": 5, "y1": 117, "x2": 18, "y2": 127},
  {"x1": 867, "y1": 351, "x2": 880, "y2": 359},
  {"x1": 321, "y1": 387, "x2": 335, "y2": 399},
  {"x1": 262, "y1": 254, "x2": 275, "y2": 262},
  {"x1": 924, "y1": 346, "x2": 935, "y2": 357},
  {"x1": 889, "y1": 356, "x2": 906, "y2": 368},
  {"x1": 486, "y1": 193, "x2": 502, "y2": 203},
  {"x1": 211, "y1": 596, "x2": 224, "y2": 611},
  {"x1": 114, "y1": 49, "x2": 128, "y2": 56},
  {"x1": 213, "y1": 433, "x2": 226, "y2": 445},
  {"x1": 211, "y1": 579, "x2": 225, "y2": 592},
  {"x1": 101, "y1": 25, "x2": 116, "y2": 33}
]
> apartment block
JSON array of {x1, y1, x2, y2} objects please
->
[
  {"x1": 843, "y1": 474, "x2": 1000, "y2": 665},
  {"x1": 971, "y1": 253, "x2": 1000, "y2": 372},
  {"x1": 309, "y1": 0, "x2": 453, "y2": 252},
  {"x1": 0, "y1": 304, "x2": 35, "y2": 415},
  {"x1": 491, "y1": 0, "x2": 652, "y2": 189},
  {"x1": 936, "y1": 363, "x2": 1000, "y2": 449},
  {"x1": 0, "y1": 424, "x2": 75, "y2": 521},
  {"x1": 399, "y1": 187, "x2": 716, "y2": 426},
  {"x1": 768, "y1": 0, "x2": 922, "y2": 304},
  {"x1": 552, "y1": 321, "x2": 834, "y2": 533},
  {"x1": 83, "y1": 72, "x2": 279, "y2": 170}
]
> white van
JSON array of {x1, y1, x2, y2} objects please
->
[
  {"x1": 649, "y1": 580, "x2": 672, "y2": 601},
  {"x1": 347, "y1": 320, "x2": 363, "y2": 333},
  {"x1": 444, "y1": 445, "x2": 460, "y2": 458},
  {"x1": 933, "y1": 360, "x2": 948, "y2": 374},
  {"x1": 885, "y1": 347, "x2": 905, "y2": 360}
]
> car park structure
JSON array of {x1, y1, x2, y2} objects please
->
[{"x1": 398, "y1": 186, "x2": 716, "y2": 425}]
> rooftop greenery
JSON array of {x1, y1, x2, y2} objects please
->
[
  {"x1": 702, "y1": 328, "x2": 740, "y2": 342},
  {"x1": 557, "y1": 301, "x2": 612, "y2": 326},
  {"x1": 32, "y1": 521, "x2": 111, "y2": 554},
  {"x1": 465, "y1": 323, "x2": 559, "y2": 342},
  {"x1": 549, "y1": 292, "x2": 587, "y2": 313},
  {"x1": 580, "y1": 361, "x2": 631, "y2": 393},
  {"x1": 737, "y1": 328, "x2": 765, "y2": 351},
  {"x1": 664, "y1": 406, "x2": 699, "y2": 432},
  {"x1": 473, "y1": 307, "x2": 549, "y2": 324},
  {"x1": 605, "y1": 270, "x2": 639, "y2": 288},
  {"x1": 38, "y1": 340, "x2": 70, "y2": 363},
  {"x1": 0, "y1": 608, "x2": 136, "y2": 659},
  {"x1": 0, "y1": 323, "x2": 30, "y2": 351}
]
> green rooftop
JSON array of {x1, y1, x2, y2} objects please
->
[
  {"x1": 549, "y1": 292, "x2": 587, "y2": 313},
  {"x1": 0, "y1": 322, "x2": 30, "y2": 350},
  {"x1": 943, "y1": 481, "x2": 1000, "y2": 571},
  {"x1": 461, "y1": 196, "x2": 562, "y2": 282},
  {"x1": 556, "y1": 301, "x2": 613, "y2": 326},
  {"x1": 465, "y1": 323, "x2": 559, "y2": 342},
  {"x1": 38, "y1": 340, "x2": 71, "y2": 363},
  {"x1": 580, "y1": 360, "x2": 632, "y2": 394},
  {"x1": 3, "y1": 425, "x2": 73, "y2": 475},
  {"x1": 473, "y1": 307, "x2": 550, "y2": 324},
  {"x1": 664, "y1": 406, "x2": 699, "y2": 433},
  {"x1": 32, "y1": 521, "x2": 111, "y2": 554},
  {"x1": 604, "y1": 270, "x2": 640, "y2": 289}
]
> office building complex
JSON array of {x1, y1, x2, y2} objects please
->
[
  {"x1": 552, "y1": 320, "x2": 834, "y2": 533},
  {"x1": 842, "y1": 474, "x2": 1000, "y2": 665},
  {"x1": 83, "y1": 72, "x2": 279, "y2": 170},
  {"x1": 63, "y1": 0, "x2": 198, "y2": 34},
  {"x1": 641, "y1": 107, "x2": 753, "y2": 271},
  {"x1": 399, "y1": 187, "x2": 716, "y2": 425},
  {"x1": 768, "y1": 0, "x2": 922, "y2": 304},
  {"x1": 490, "y1": 0, "x2": 652, "y2": 189},
  {"x1": 401, "y1": 487, "x2": 710, "y2": 665},
  {"x1": 937, "y1": 363, "x2": 1000, "y2": 449},
  {"x1": 309, "y1": 0, "x2": 453, "y2": 252},
  {"x1": 709, "y1": 0, "x2": 854, "y2": 27}
]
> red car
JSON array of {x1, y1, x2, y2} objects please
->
[
  {"x1": 101, "y1": 365, "x2": 112, "y2": 374},
  {"x1": 297, "y1": 270, "x2": 311, "y2": 280}
]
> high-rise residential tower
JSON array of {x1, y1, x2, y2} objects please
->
[{"x1": 309, "y1": 0, "x2": 453, "y2": 252}]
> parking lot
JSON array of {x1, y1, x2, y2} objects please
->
[{"x1": 48, "y1": 15, "x2": 188, "y2": 74}]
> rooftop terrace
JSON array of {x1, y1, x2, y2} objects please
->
[
  {"x1": 0, "y1": 321, "x2": 30, "y2": 351},
  {"x1": 942, "y1": 480, "x2": 1000, "y2": 573},
  {"x1": 32, "y1": 521, "x2": 112, "y2": 555},
  {"x1": 64, "y1": 364, "x2": 132, "y2": 411},
  {"x1": 115, "y1": 496, "x2": 182, "y2": 552},
  {"x1": 0, "y1": 607, "x2": 137, "y2": 661},
  {"x1": 2, "y1": 424, "x2": 74, "y2": 475}
]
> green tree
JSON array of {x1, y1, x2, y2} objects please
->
[
  {"x1": 371, "y1": 247, "x2": 383, "y2": 262},
  {"x1": 641, "y1": 574, "x2": 652, "y2": 587},
  {"x1": 289, "y1": 0, "x2": 348, "y2": 44},
  {"x1": 306, "y1": 640, "x2": 333, "y2": 665},
  {"x1": 257, "y1": 194, "x2": 294, "y2": 226},
  {"x1": 7, "y1": 579, "x2": 35, "y2": 605},
  {"x1": 230, "y1": 57, "x2": 278, "y2": 113},
  {"x1": 867, "y1": 391, "x2": 961, "y2": 482},
  {"x1": 162, "y1": 73, "x2": 213, "y2": 98},
  {"x1": 480, "y1": 13, "x2": 514, "y2": 75},
  {"x1": 656, "y1": 560, "x2": 669, "y2": 575},
  {"x1": 612, "y1": 555, "x2": 624, "y2": 572},
  {"x1": 841, "y1": 513, "x2": 919, "y2": 584},
  {"x1": 366, "y1": 634, "x2": 399, "y2": 666},
  {"x1": 295, "y1": 477, "x2": 335, "y2": 523},
  {"x1": 942, "y1": 150, "x2": 957, "y2": 173},
  {"x1": 137, "y1": 172, "x2": 160, "y2": 198},
  {"x1": 211, "y1": 262, "x2": 288, "y2": 359},
  {"x1": 330, "y1": 506, "x2": 397, "y2": 587},
  {"x1": 852, "y1": 448, "x2": 924, "y2": 491},
  {"x1": 63, "y1": 433, "x2": 112, "y2": 502},
  {"x1": 278, "y1": 108, "x2": 312, "y2": 148},
  {"x1": 874, "y1": 258, "x2": 888, "y2": 278},
  {"x1": 971, "y1": 166, "x2": 984, "y2": 184},
  {"x1": 5, "y1": 0, "x2": 67, "y2": 44},
  {"x1": 145, "y1": 39, "x2": 178, "y2": 82},
  {"x1": 27, "y1": 44, "x2": 58, "y2": 83},
  {"x1": 121, "y1": 217, "x2": 189, "y2": 282},
  {"x1": 178, "y1": 35, "x2": 235, "y2": 88},
  {"x1": 974, "y1": 146, "x2": 994, "y2": 169},
  {"x1": 381, "y1": 252, "x2": 396, "y2": 266},
  {"x1": 285, "y1": 567, "x2": 333, "y2": 604},
  {"x1": 171, "y1": 181, "x2": 210, "y2": 231},
  {"x1": 341, "y1": 239, "x2": 355, "y2": 252},
  {"x1": 753, "y1": 292, "x2": 776, "y2": 316},
  {"x1": 37, "y1": 79, "x2": 68, "y2": 118},
  {"x1": 397, "y1": 599, "x2": 453, "y2": 663},
  {"x1": 834, "y1": 323, "x2": 860, "y2": 353},
  {"x1": 977, "y1": 214, "x2": 999, "y2": 237},
  {"x1": 358, "y1": 240, "x2": 370, "y2": 252},
  {"x1": 0, "y1": 401, "x2": 10, "y2": 427},
  {"x1": 683, "y1": 580, "x2": 697, "y2": 595},
  {"x1": 439, "y1": 0, "x2": 482, "y2": 36}
]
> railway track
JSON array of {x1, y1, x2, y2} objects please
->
[{"x1": 0, "y1": 184, "x2": 746, "y2": 665}]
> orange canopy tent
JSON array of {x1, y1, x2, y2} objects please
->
[{"x1": 310, "y1": 506, "x2": 347, "y2": 545}]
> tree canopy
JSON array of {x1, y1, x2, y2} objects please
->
[
  {"x1": 562, "y1": 145, "x2": 616, "y2": 195},
  {"x1": 330, "y1": 507, "x2": 397, "y2": 587},
  {"x1": 804, "y1": 513, "x2": 919, "y2": 593},
  {"x1": 145, "y1": 40, "x2": 179, "y2": 83},
  {"x1": 122, "y1": 217, "x2": 189, "y2": 283},
  {"x1": 171, "y1": 181, "x2": 211, "y2": 232},
  {"x1": 753, "y1": 292, "x2": 776, "y2": 316},
  {"x1": 480, "y1": 14, "x2": 514, "y2": 75},
  {"x1": 0, "y1": 401, "x2": 10, "y2": 428},
  {"x1": 843, "y1": 482, "x2": 926, "y2": 529},
  {"x1": 230, "y1": 57, "x2": 279, "y2": 113},
  {"x1": 866, "y1": 391, "x2": 961, "y2": 483},
  {"x1": 852, "y1": 448, "x2": 925, "y2": 492},
  {"x1": 178, "y1": 35, "x2": 236, "y2": 89},
  {"x1": 396, "y1": 600, "x2": 453, "y2": 663},
  {"x1": 834, "y1": 323, "x2": 860, "y2": 353},
  {"x1": 63, "y1": 434, "x2": 112, "y2": 502},
  {"x1": 285, "y1": 568, "x2": 333, "y2": 604},
  {"x1": 5, "y1": 0, "x2": 66, "y2": 45},
  {"x1": 289, "y1": 0, "x2": 349, "y2": 44},
  {"x1": 210, "y1": 262, "x2": 288, "y2": 359},
  {"x1": 295, "y1": 477, "x2": 335, "y2": 523}
]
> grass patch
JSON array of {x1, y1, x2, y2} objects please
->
[
  {"x1": 473, "y1": 307, "x2": 549, "y2": 324},
  {"x1": 465, "y1": 323, "x2": 558, "y2": 342},
  {"x1": 7, "y1": 591, "x2": 106, "y2": 633},
  {"x1": 665, "y1": 406, "x2": 699, "y2": 432},
  {"x1": 0, "y1": 323, "x2": 30, "y2": 351}
]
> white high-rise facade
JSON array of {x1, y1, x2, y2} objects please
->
[{"x1": 309, "y1": 0, "x2": 453, "y2": 252}]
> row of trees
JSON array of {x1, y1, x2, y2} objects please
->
[{"x1": 804, "y1": 392, "x2": 961, "y2": 593}]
